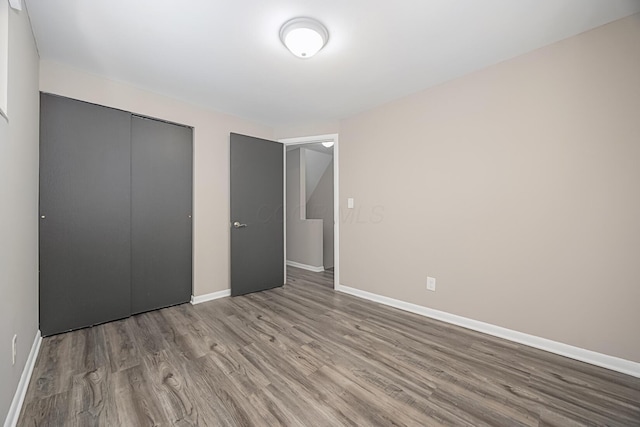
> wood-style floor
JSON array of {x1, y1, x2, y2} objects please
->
[{"x1": 19, "y1": 267, "x2": 640, "y2": 426}]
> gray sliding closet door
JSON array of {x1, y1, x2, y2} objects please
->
[
  {"x1": 39, "y1": 94, "x2": 132, "y2": 336},
  {"x1": 131, "y1": 116, "x2": 193, "y2": 314}
]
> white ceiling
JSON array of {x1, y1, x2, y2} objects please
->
[{"x1": 26, "y1": 0, "x2": 640, "y2": 128}]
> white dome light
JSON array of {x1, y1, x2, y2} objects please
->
[{"x1": 280, "y1": 17, "x2": 329, "y2": 59}]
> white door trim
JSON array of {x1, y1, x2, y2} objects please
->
[{"x1": 280, "y1": 134, "x2": 339, "y2": 289}]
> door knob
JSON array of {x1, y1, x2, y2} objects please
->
[{"x1": 233, "y1": 221, "x2": 247, "y2": 229}]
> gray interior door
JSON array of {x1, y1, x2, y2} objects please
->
[
  {"x1": 230, "y1": 133, "x2": 284, "y2": 296},
  {"x1": 131, "y1": 116, "x2": 193, "y2": 313},
  {"x1": 39, "y1": 94, "x2": 132, "y2": 336}
]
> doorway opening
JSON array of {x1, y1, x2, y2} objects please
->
[{"x1": 280, "y1": 134, "x2": 339, "y2": 289}]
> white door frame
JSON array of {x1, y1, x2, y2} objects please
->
[{"x1": 279, "y1": 134, "x2": 339, "y2": 289}]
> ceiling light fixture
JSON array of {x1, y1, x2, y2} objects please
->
[
  {"x1": 280, "y1": 17, "x2": 329, "y2": 59},
  {"x1": 322, "y1": 141, "x2": 334, "y2": 148}
]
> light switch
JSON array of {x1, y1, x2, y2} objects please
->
[
  {"x1": 427, "y1": 277, "x2": 436, "y2": 291},
  {"x1": 347, "y1": 198, "x2": 354, "y2": 209}
]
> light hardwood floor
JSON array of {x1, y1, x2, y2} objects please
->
[{"x1": 18, "y1": 267, "x2": 640, "y2": 426}]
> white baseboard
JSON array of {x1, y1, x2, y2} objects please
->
[
  {"x1": 190, "y1": 289, "x2": 231, "y2": 305},
  {"x1": 335, "y1": 284, "x2": 640, "y2": 378},
  {"x1": 4, "y1": 330, "x2": 42, "y2": 427},
  {"x1": 286, "y1": 260, "x2": 324, "y2": 273}
]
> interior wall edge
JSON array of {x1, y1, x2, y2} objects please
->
[{"x1": 0, "y1": 4, "x2": 40, "y2": 423}]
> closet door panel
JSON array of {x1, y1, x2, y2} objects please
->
[
  {"x1": 39, "y1": 94, "x2": 132, "y2": 336},
  {"x1": 131, "y1": 116, "x2": 193, "y2": 314}
]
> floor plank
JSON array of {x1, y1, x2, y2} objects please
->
[{"x1": 18, "y1": 267, "x2": 640, "y2": 426}]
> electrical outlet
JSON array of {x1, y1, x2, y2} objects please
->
[
  {"x1": 427, "y1": 277, "x2": 436, "y2": 291},
  {"x1": 12, "y1": 335, "x2": 17, "y2": 365}
]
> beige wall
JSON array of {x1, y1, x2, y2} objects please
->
[
  {"x1": 39, "y1": 60, "x2": 273, "y2": 297},
  {"x1": 274, "y1": 121, "x2": 340, "y2": 140},
  {"x1": 0, "y1": 5, "x2": 40, "y2": 421},
  {"x1": 339, "y1": 15, "x2": 640, "y2": 363}
]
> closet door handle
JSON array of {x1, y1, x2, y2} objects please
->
[{"x1": 233, "y1": 221, "x2": 247, "y2": 229}]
